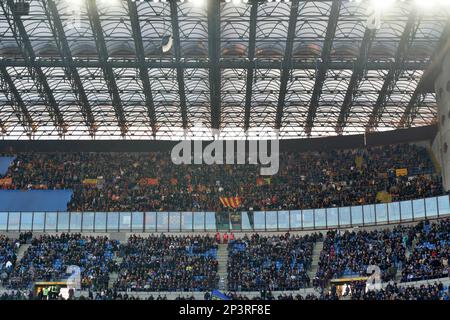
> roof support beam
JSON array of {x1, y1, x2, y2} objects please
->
[
  {"x1": 243, "y1": 0, "x2": 259, "y2": 132},
  {"x1": 335, "y1": 28, "x2": 376, "y2": 134},
  {"x1": 169, "y1": 0, "x2": 188, "y2": 129},
  {"x1": 207, "y1": 0, "x2": 222, "y2": 131},
  {"x1": 86, "y1": 0, "x2": 127, "y2": 136},
  {"x1": 1, "y1": 0, "x2": 65, "y2": 134},
  {"x1": 366, "y1": 9, "x2": 418, "y2": 131},
  {"x1": 43, "y1": 0, "x2": 96, "y2": 136},
  {"x1": 275, "y1": 0, "x2": 300, "y2": 130},
  {"x1": 398, "y1": 21, "x2": 450, "y2": 128},
  {"x1": 0, "y1": 59, "x2": 430, "y2": 71},
  {"x1": 127, "y1": 0, "x2": 158, "y2": 137},
  {"x1": 304, "y1": 0, "x2": 341, "y2": 136},
  {"x1": 0, "y1": 64, "x2": 34, "y2": 135}
]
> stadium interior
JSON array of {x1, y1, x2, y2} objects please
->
[{"x1": 0, "y1": 0, "x2": 449, "y2": 302}]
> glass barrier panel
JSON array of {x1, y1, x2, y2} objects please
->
[
  {"x1": 33, "y1": 212, "x2": 46, "y2": 231},
  {"x1": 0, "y1": 213, "x2": 7, "y2": 231},
  {"x1": 412, "y1": 199, "x2": 426, "y2": 220},
  {"x1": 157, "y1": 212, "x2": 169, "y2": 232},
  {"x1": 119, "y1": 212, "x2": 131, "y2": 232},
  {"x1": 290, "y1": 210, "x2": 301, "y2": 229},
  {"x1": 400, "y1": 200, "x2": 413, "y2": 221},
  {"x1": 278, "y1": 211, "x2": 289, "y2": 230},
  {"x1": 144, "y1": 212, "x2": 156, "y2": 232},
  {"x1": 205, "y1": 212, "x2": 216, "y2": 231},
  {"x1": 194, "y1": 212, "x2": 205, "y2": 231},
  {"x1": 169, "y1": 212, "x2": 181, "y2": 231},
  {"x1": 20, "y1": 212, "x2": 33, "y2": 231},
  {"x1": 438, "y1": 195, "x2": 450, "y2": 216},
  {"x1": 425, "y1": 197, "x2": 438, "y2": 218},
  {"x1": 241, "y1": 212, "x2": 252, "y2": 231},
  {"x1": 181, "y1": 212, "x2": 193, "y2": 231},
  {"x1": 57, "y1": 212, "x2": 70, "y2": 231},
  {"x1": 388, "y1": 202, "x2": 400, "y2": 223},
  {"x1": 254, "y1": 211, "x2": 265, "y2": 231},
  {"x1": 351, "y1": 206, "x2": 363, "y2": 225},
  {"x1": 339, "y1": 207, "x2": 351, "y2": 227},
  {"x1": 82, "y1": 212, "x2": 94, "y2": 232},
  {"x1": 375, "y1": 203, "x2": 388, "y2": 225},
  {"x1": 94, "y1": 212, "x2": 107, "y2": 232},
  {"x1": 45, "y1": 212, "x2": 57, "y2": 231},
  {"x1": 132, "y1": 212, "x2": 144, "y2": 232},
  {"x1": 8, "y1": 212, "x2": 20, "y2": 231},
  {"x1": 266, "y1": 211, "x2": 277, "y2": 230},
  {"x1": 315, "y1": 209, "x2": 326, "y2": 228},
  {"x1": 107, "y1": 212, "x2": 119, "y2": 232},
  {"x1": 303, "y1": 209, "x2": 314, "y2": 228},
  {"x1": 363, "y1": 204, "x2": 375, "y2": 225},
  {"x1": 327, "y1": 208, "x2": 338, "y2": 228}
]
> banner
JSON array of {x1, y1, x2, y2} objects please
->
[
  {"x1": 82, "y1": 178, "x2": 98, "y2": 186},
  {"x1": 140, "y1": 178, "x2": 159, "y2": 186},
  {"x1": 355, "y1": 155, "x2": 364, "y2": 170},
  {"x1": 220, "y1": 196, "x2": 242, "y2": 208},
  {"x1": 376, "y1": 191, "x2": 392, "y2": 203},
  {"x1": 0, "y1": 177, "x2": 12, "y2": 186},
  {"x1": 395, "y1": 168, "x2": 408, "y2": 177}
]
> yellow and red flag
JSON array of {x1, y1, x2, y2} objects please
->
[{"x1": 220, "y1": 196, "x2": 242, "y2": 208}]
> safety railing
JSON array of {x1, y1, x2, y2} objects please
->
[{"x1": 0, "y1": 195, "x2": 448, "y2": 232}]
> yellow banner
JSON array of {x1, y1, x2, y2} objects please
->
[
  {"x1": 376, "y1": 191, "x2": 392, "y2": 203},
  {"x1": 82, "y1": 178, "x2": 98, "y2": 185},
  {"x1": 395, "y1": 168, "x2": 408, "y2": 177}
]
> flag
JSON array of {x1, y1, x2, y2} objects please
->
[
  {"x1": 256, "y1": 177, "x2": 271, "y2": 186},
  {"x1": 0, "y1": 177, "x2": 12, "y2": 186},
  {"x1": 220, "y1": 196, "x2": 241, "y2": 208},
  {"x1": 376, "y1": 191, "x2": 392, "y2": 203},
  {"x1": 395, "y1": 168, "x2": 408, "y2": 177},
  {"x1": 355, "y1": 155, "x2": 364, "y2": 170},
  {"x1": 82, "y1": 178, "x2": 97, "y2": 186},
  {"x1": 211, "y1": 290, "x2": 231, "y2": 300}
]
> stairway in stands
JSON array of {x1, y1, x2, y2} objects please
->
[
  {"x1": 108, "y1": 256, "x2": 123, "y2": 289},
  {"x1": 217, "y1": 243, "x2": 229, "y2": 291},
  {"x1": 0, "y1": 243, "x2": 29, "y2": 290},
  {"x1": 307, "y1": 240, "x2": 324, "y2": 284}
]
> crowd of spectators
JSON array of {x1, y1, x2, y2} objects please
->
[
  {"x1": 227, "y1": 233, "x2": 321, "y2": 291},
  {"x1": 5, "y1": 233, "x2": 120, "y2": 291},
  {"x1": 113, "y1": 234, "x2": 219, "y2": 292},
  {"x1": 402, "y1": 219, "x2": 449, "y2": 282},
  {"x1": 0, "y1": 236, "x2": 18, "y2": 286},
  {"x1": 0, "y1": 144, "x2": 443, "y2": 212},
  {"x1": 314, "y1": 227, "x2": 410, "y2": 287}
]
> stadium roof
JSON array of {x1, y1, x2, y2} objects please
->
[{"x1": 0, "y1": 0, "x2": 449, "y2": 140}]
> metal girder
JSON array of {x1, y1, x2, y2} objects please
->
[
  {"x1": 366, "y1": 9, "x2": 419, "y2": 131},
  {"x1": 335, "y1": 28, "x2": 376, "y2": 134},
  {"x1": 243, "y1": 0, "x2": 259, "y2": 132},
  {"x1": 169, "y1": 0, "x2": 188, "y2": 129},
  {"x1": 1, "y1": 0, "x2": 65, "y2": 134},
  {"x1": 0, "y1": 65, "x2": 34, "y2": 134},
  {"x1": 275, "y1": 0, "x2": 300, "y2": 130},
  {"x1": 0, "y1": 59, "x2": 430, "y2": 71},
  {"x1": 127, "y1": 0, "x2": 157, "y2": 137},
  {"x1": 304, "y1": 0, "x2": 341, "y2": 136},
  {"x1": 207, "y1": 0, "x2": 221, "y2": 131},
  {"x1": 43, "y1": 0, "x2": 96, "y2": 136},
  {"x1": 398, "y1": 21, "x2": 450, "y2": 128},
  {"x1": 86, "y1": 0, "x2": 127, "y2": 136}
]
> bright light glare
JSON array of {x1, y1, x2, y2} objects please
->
[{"x1": 371, "y1": 0, "x2": 395, "y2": 10}]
